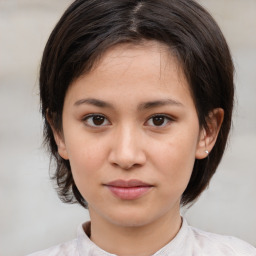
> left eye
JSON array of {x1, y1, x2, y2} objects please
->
[
  {"x1": 146, "y1": 115, "x2": 172, "y2": 127},
  {"x1": 83, "y1": 114, "x2": 110, "y2": 127}
]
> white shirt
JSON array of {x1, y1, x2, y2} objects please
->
[{"x1": 27, "y1": 219, "x2": 256, "y2": 256}]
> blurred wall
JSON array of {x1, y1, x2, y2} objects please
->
[{"x1": 0, "y1": 1, "x2": 255, "y2": 255}]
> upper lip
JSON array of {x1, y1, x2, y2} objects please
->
[{"x1": 105, "y1": 179, "x2": 153, "y2": 188}]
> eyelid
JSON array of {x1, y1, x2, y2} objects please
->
[
  {"x1": 81, "y1": 113, "x2": 175, "y2": 128},
  {"x1": 148, "y1": 113, "x2": 175, "y2": 120},
  {"x1": 145, "y1": 114, "x2": 175, "y2": 127},
  {"x1": 82, "y1": 113, "x2": 111, "y2": 127}
]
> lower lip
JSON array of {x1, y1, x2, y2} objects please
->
[{"x1": 106, "y1": 186, "x2": 152, "y2": 200}]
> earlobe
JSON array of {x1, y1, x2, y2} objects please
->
[{"x1": 196, "y1": 108, "x2": 224, "y2": 159}]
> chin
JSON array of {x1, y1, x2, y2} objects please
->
[
  {"x1": 110, "y1": 217, "x2": 153, "y2": 228},
  {"x1": 104, "y1": 208, "x2": 160, "y2": 228}
]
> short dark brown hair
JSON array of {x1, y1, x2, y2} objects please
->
[{"x1": 40, "y1": 0, "x2": 234, "y2": 208}]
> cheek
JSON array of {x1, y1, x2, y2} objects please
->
[
  {"x1": 150, "y1": 130, "x2": 198, "y2": 186},
  {"x1": 66, "y1": 136, "x2": 108, "y2": 181},
  {"x1": 66, "y1": 138, "x2": 109, "y2": 203}
]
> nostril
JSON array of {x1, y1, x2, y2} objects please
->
[{"x1": 111, "y1": 160, "x2": 142, "y2": 170}]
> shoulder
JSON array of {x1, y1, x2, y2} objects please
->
[
  {"x1": 189, "y1": 225, "x2": 256, "y2": 256},
  {"x1": 26, "y1": 239, "x2": 78, "y2": 256}
]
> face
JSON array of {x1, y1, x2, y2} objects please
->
[{"x1": 55, "y1": 41, "x2": 209, "y2": 228}]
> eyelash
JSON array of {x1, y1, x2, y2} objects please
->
[
  {"x1": 82, "y1": 114, "x2": 110, "y2": 127},
  {"x1": 82, "y1": 114, "x2": 174, "y2": 128},
  {"x1": 146, "y1": 114, "x2": 174, "y2": 127}
]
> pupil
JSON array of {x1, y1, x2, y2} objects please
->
[
  {"x1": 93, "y1": 116, "x2": 104, "y2": 125},
  {"x1": 153, "y1": 116, "x2": 164, "y2": 126}
]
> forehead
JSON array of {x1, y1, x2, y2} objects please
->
[
  {"x1": 66, "y1": 41, "x2": 193, "y2": 108},
  {"x1": 75, "y1": 41, "x2": 188, "y2": 90},
  {"x1": 92, "y1": 41, "x2": 181, "y2": 79}
]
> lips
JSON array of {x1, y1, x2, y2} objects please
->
[{"x1": 104, "y1": 179, "x2": 153, "y2": 200}]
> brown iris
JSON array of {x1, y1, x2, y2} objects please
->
[
  {"x1": 152, "y1": 116, "x2": 165, "y2": 126},
  {"x1": 92, "y1": 115, "x2": 105, "y2": 126}
]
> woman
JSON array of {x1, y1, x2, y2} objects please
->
[{"x1": 29, "y1": 0, "x2": 256, "y2": 255}]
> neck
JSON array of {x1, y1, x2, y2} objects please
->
[{"x1": 89, "y1": 210, "x2": 182, "y2": 256}]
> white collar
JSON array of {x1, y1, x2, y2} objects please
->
[{"x1": 76, "y1": 218, "x2": 190, "y2": 255}]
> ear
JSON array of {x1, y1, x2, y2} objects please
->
[
  {"x1": 196, "y1": 108, "x2": 224, "y2": 159},
  {"x1": 46, "y1": 112, "x2": 69, "y2": 160},
  {"x1": 52, "y1": 130, "x2": 69, "y2": 160}
]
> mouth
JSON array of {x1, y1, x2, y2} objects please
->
[{"x1": 104, "y1": 179, "x2": 154, "y2": 200}]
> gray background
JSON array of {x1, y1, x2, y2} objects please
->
[{"x1": 0, "y1": 0, "x2": 255, "y2": 255}]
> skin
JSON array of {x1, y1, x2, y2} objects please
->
[{"x1": 53, "y1": 41, "x2": 223, "y2": 256}]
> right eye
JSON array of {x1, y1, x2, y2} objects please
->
[{"x1": 82, "y1": 114, "x2": 110, "y2": 127}]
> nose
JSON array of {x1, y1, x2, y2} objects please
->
[{"x1": 108, "y1": 125, "x2": 146, "y2": 170}]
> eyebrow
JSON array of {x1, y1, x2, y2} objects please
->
[
  {"x1": 74, "y1": 98, "x2": 113, "y2": 108},
  {"x1": 74, "y1": 98, "x2": 184, "y2": 110},
  {"x1": 137, "y1": 99, "x2": 184, "y2": 111}
]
